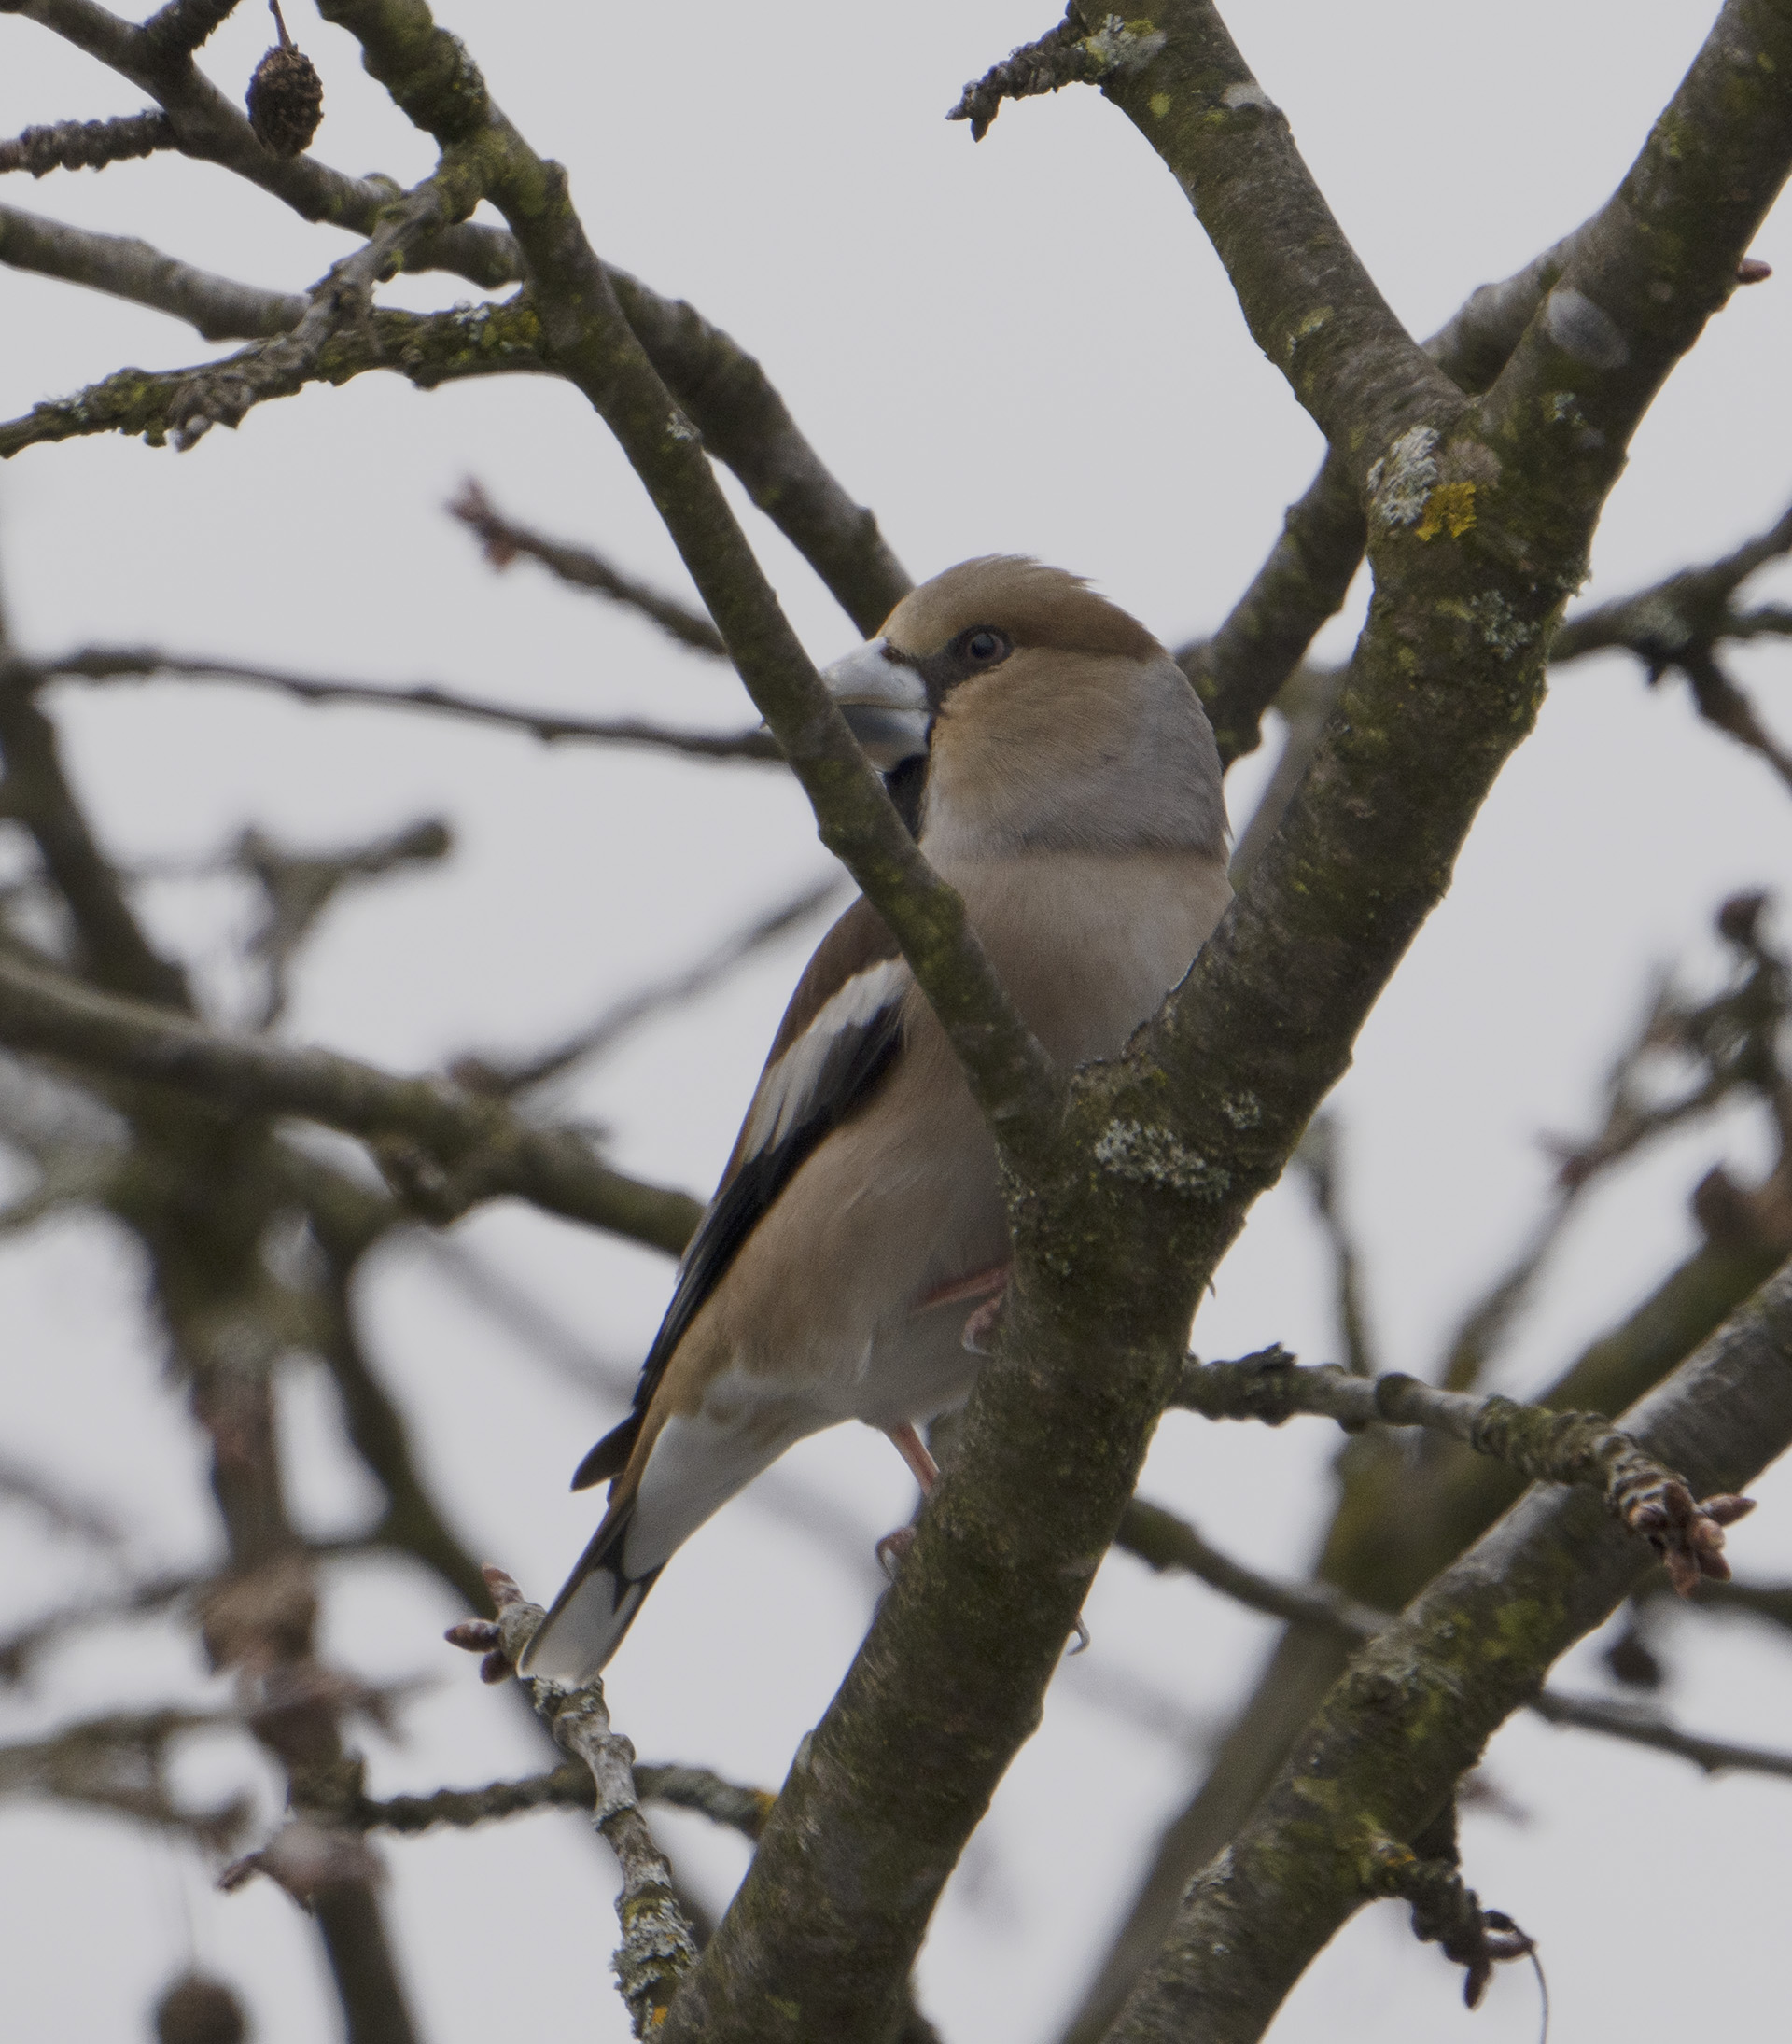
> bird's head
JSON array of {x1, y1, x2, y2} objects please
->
[{"x1": 823, "y1": 555, "x2": 1225, "y2": 859}]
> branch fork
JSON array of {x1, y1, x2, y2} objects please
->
[{"x1": 447, "y1": 1567, "x2": 697, "y2": 2037}]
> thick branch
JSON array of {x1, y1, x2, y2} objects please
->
[
  {"x1": 1057, "y1": 0, "x2": 1458, "y2": 465},
  {"x1": 0, "y1": 946, "x2": 703, "y2": 1253},
  {"x1": 1107, "y1": 1254, "x2": 1792, "y2": 2043},
  {"x1": 675, "y1": 4, "x2": 1792, "y2": 2031}
]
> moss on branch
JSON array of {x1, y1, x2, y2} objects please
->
[{"x1": 0, "y1": 297, "x2": 550, "y2": 455}]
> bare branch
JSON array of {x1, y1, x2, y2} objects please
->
[
  {"x1": 449, "y1": 481, "x2": 729, "y2": 658},
  {"x1": 1116, "y1": 1497, "x2": 1387, "y2": 1638},
  {"x1": 354, "y1": 1758, "x2": 774, "y2": 1842},
  {"x1": 461, "y1": 1571, "x2": 699, "y2": 2036},
  {"x1": 0, "y1": 1447, "x2": 124, "y2": 1547},
  {"x1": 0, "y1": 107, "x2": 174, "y2": 175},
  {"x1": 1531, "y1": 1687, "x2": 1792, "y2": 1782},
  {"x1": 0, "y1": 1703, "x2": 251, "y2": 1844},
  {"x1": 1290, "y1": 1113, "x2": 1378, "y2": 1378},
  {"x1": 1551, "y1": 497, "x2": 1792, "y2": 667},
  {"x1": 0, "y1": 296, "x2": 553, "y2": 457},
  {"x1": 140, "y1": 0, "x2": 243, "y2": 58},
  {"x1": 0, "y1": 945, "x2": 705, "y2": 1253},
  {"x1": 471, "y1": 875, "x2": 843, "y2": 1098},
  {"x1": 0, "y1": 199, "x2": 303, "y2": 339},
  {"x1": 1110, "y1": 1252, "x2": 1792, "y2": 2042},
  {"x1": 1120, "y1": 1496, "x2": 1792, "y2": 1798},
  {"x1": 2, "y1": 0, "x2": 908, "y2": 624},
  {"x1": 1174, "y1": 1345, "x2": 1753, "y2": 1591},
  {"x1": 316, "y1": 0, "x2": 1059, "y2": 1162},
  {"x1": 231, "y1": 817, "x2": 453, "y2": 1029},
  {"x1": 144, "y1": 163, "x2": 481, "y2": 451},
  {"x1": 12, "y1": 645, "x2": 778, "y2": 761}
]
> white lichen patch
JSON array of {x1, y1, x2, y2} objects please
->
[
  {"x1": 1222, "y1": 80, "x2": 1276, "y2": 113},
  {"x1": 1219, "y1": 1089, "x2": 1262, "y2": 1130},
  {"x1": 1082, "y1": 16, "x2": 1168, "y2": 73},
  {"x1": 1095, "y1": 1119, "x2": 1230, "y2": 1199},
  {"x1": 1365, "y1": 425, "x2": 1440, "y2": 528},
  {"x1": 1545, "y1": 390, "x2": 1587, "y2": 427},
  {"x1": 666, "y1": 411, "x2": 700, "y2": 442},
  {"x1": 1465, "y1": 591, "x2": 1537, "y2": 663},
  {"x1": 1544, "y1": 287, "x2": 1630, "y2": 370}
]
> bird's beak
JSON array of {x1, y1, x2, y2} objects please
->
[{"x1": 821, "y1": 637, "x2": 931, "y2": 767}]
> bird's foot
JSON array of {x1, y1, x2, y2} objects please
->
[
  {"x1": 960, "y1": 1287, "x2": 1008, "y2": 1355},
  {"x1": 916, "y1": 1261, "x2": 1013, "y2": 1353},
  {"x1": 876, "y1": 1523, "x2": 917, "y2": 1580}
]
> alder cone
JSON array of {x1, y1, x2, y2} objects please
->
[
  {"x1": 154, "y1": 1974, "x2": 247, "y2": 2044},
  {"x1": 246, "y1": 43, "x2": 323, "y2": 157}
]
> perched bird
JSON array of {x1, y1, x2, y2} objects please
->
[{"x1": 520, "y1": 557, "x2": 1230, "y2": 1683}]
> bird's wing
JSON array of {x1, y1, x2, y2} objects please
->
[{"x1": 572, "y1": 895, "x2": 908, "y2": 1488}]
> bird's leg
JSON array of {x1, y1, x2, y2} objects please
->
[
  {"x1": 875, "y1": 1421, "x2": 939, "y2": 1577},
  {"x1": 871, "y1": 1415, "x2": 1090, "y2": 1655},
  {"x1": 915, "y1": 1260, "x2": 1013, "y2": 1354}
]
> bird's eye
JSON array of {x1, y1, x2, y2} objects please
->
[{"x1": 964, "y1": 629, "x2": 1004, "y2": 663}]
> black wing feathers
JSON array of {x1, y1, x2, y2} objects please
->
[{"x1": 572, "y1": 900, "x2": 907, "y2": 1491}]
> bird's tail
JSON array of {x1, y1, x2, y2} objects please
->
[{"x1": 517, "y1": 1500, "x2": 663, "y2": 1685}]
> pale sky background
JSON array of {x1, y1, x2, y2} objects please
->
[{"x1": 3, "y1": 3, "x2": 1791, "y2": 2041}]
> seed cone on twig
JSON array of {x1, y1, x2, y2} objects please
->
[
  {"x1": 153, "y1": 1973, "x2": 247, "y2": 2044},
  {"x1": 246, "y1": 1, "x2": 323, "y2": 158}
]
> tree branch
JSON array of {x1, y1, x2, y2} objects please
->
[
  {"x1": 11, "y1": 646, "x2": 778, "y2": 762},
  {"x1": 315, "y1": 0, "x2": 1058, "y2": 1163},
  {"x1": 2, "y1": 0, "x2": 909, "y2": 627},
  {"x1": 670, "y1": 2, "x2": 1792, "y2": 2030},
  {"x1": 1106, "y1": 1253, "x2": 1792, "y2": 2043},
  {"x1": 448, "y1": 480, "x2": 729, "y2": 656},
  {"x1": 0, "y1": 295, "x2": 553, "y2": 456},
  {"x1": 0, "y1": 106, "x2": 174, "y2": 175},
  {"x1": 1057, "y1": 0, "x2": 1458, "y2": 466},
  {"x1": 354, "y1": 1758, "x2": 774, "y2": 1841},
  {"x1": 468, "y1": 875, "x2": 842, "y2": 1098},
  {"x1": 1530, "y1": 1687, "x2": 1792, "y2": 1782},
  {"x1": 0, "y1": 198, "x2": 303, "y2": 338},
  {"x1": 0, "y1": 945, "x2": 704, "y2": 1253}
]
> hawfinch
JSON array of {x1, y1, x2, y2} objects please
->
[{"x1": 520, "y1": 557, "x2": 1230, "y2": 1683}]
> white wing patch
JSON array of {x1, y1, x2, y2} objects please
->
[{"x1": 739, "y1": 957, "x2": 910, "y2": 1161}]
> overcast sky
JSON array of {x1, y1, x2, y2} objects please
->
[{"x1": 3, "y1": 5, "x2": 1791, "y2": 2041}]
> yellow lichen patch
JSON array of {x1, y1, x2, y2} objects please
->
[
  {"x1": 1150, "y1": 91, "x2": 1172, "y2": 119},
  {"x1": 1415, "y1": 481, "x2": 1477, "y2": 541}
]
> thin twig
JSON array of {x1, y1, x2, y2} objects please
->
[
  {"x1": 449, "y1": 1571, "x2": 698, "y2": 2037},
  {"x1": 1175, "y1": 1346, "x2": 1753, "y2": 1590},
  {"x1": 468, "y1": 875, "x2": 843, "y2": 1096},
  {"x1": 1530, "y1": 1687, "x2": 1792, "y2": 1781},
  {"x1": 354, "y1": 1759, "x2": 774, "y2": 1841},
  {"x1": 449, "y1": 481, "x2": 728, "y2": 657},
  {"x1": 9, "y1": 646, "x2": 777, "y2": 762}
]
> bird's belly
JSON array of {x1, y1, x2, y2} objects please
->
[{"x1": 819, "y1": 1298, "x2": 988, "y2": 1429}]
